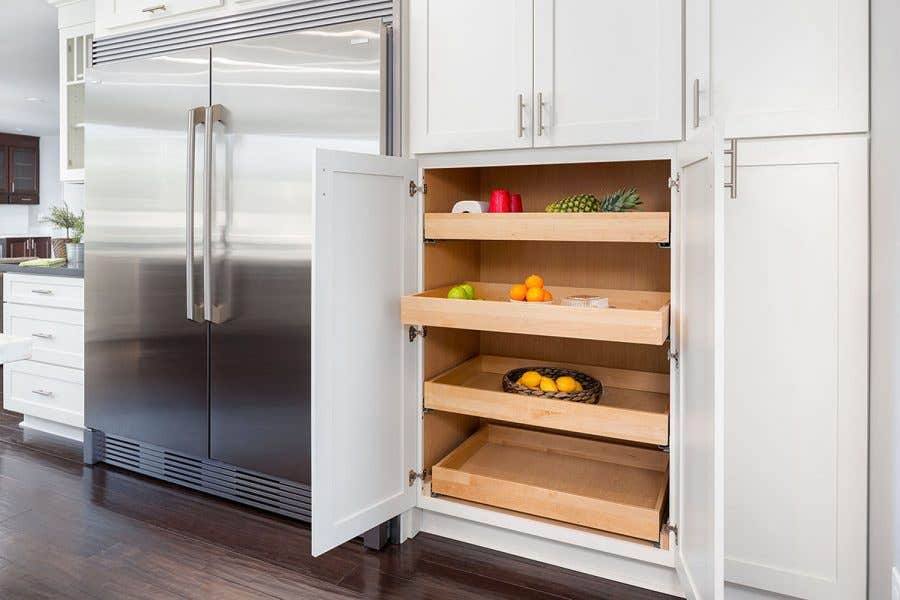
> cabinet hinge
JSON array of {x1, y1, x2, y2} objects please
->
[
  {"x1": 409, "y1": 181, "x2": 427, "y2": 197},
  {"x1": 408, "y1": 469, "x2": 427, "y2": 486},
  {"x1": 665, "y1": 522, "x2": 678, "y2": 544},
  {"x1": 667, "y1": 348, "x2": 679, "y2": 369},
  {"x1": 409, "y1": 325, "x2": 427, "y2": 342},
  {"x1": 667, "y1": 175, "x2": 680, "y2": 191}
]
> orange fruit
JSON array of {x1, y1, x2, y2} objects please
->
[
  {"x1": 509, "y1": 284, "x2": 527, "y2": 301},
  {"x1": 524, "y1": 274, "x2": 544, "y2": 289},
  {"x1": 526, "y1": 287, "x2": 545, "y2": 302},
  {"x1": 543, "y1": 289, "x2": 553, "y2": 302}
]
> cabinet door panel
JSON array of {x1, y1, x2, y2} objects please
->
[
  {"x1": 534, "y1": 0, "x2": 682, "y2": 147},
  {"x1": 0, "y1": 146, "x2": 7, "y2": 193},
  {"x1": 713, "y1": 0, "x2": 867, "y2": 137},
  {"x1": 96, "y1": 0, "x2": 223, "y2": 31},
  {"x1": 5, "y1": 238, "x2": 28, "y2": 258},
  {"x1": 10, "y1": 147, "x2": 38, "y2": 195},
  {"x1": 410, "y1": 0, "x2": 533, "y2": 153},
  {"x1": 724, "y1": 137, "x2": 868, "y2": 599}
]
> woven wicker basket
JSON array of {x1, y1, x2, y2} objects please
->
[{"x1": 502, "y1": 367, "x2": 603, "y2": 404}]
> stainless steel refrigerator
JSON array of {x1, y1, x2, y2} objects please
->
[{"x1": 84, "y1": 15, "x2": 391, "y2": 520}]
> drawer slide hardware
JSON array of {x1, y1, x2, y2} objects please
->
[
  {"x1": 408, "y1": 325, "x2": 427, "y2": 342},
  {"x1": 657, "y1": 445, "x2": 670, "y2": 453},
  {"x1": 409, "y1": 181, "x2": 427, "y2": 197}
]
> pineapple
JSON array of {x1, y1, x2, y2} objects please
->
[
  {"x1": 598, "y1": 187, "x2": 642, "y2": 212},
  {"x1": 544, "y1": 188, "x2": 642, "y2": 213},
  {"x1": 544, "y1": 193, "x2": 599, "y2": 213}
]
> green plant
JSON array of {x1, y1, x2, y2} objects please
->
[
  {"x1": 69, "y1": 212, "x2": 85, "y2": 244},
  {"x1": 41, "y1": 204, "x2": 84, "y2": 240}
]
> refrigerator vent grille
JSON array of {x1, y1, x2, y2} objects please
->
[
  {"x1": 92, "y1": 0, "x2": 392, "y2": 64},
  {"x1": 102, "y1": 434, "x2": 311, "y2": 522}
]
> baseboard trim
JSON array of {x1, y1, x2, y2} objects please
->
[{"x1": 21, "y1": 414, "x2": 84, "y2": 442}]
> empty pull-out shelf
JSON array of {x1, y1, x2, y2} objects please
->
[
  {"x1": 425, "y1": 356, "x2": 669, "y2": 445},
  {"x1": 431, "y1": 425, "x2": 669, "y2": 542},
  {"x1": 424, "y1": 212, "x2": 670, "y2": 243},
  {"x1": 401, "y1": 283, "x2": 670, "y2": 345}
]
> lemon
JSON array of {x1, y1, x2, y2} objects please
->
[
  {"x1": 521, "y1": 371, "x2": 542, "y2": 388},
  {"x1": 539, "y1": 377, "x2": 558, "y2": 392},
  {"x1": 573, "y1": 380, "x2": 583, "y2": 392},
  {"x1": 556, "y1": 376, "x2": 578, "y2": 393}
]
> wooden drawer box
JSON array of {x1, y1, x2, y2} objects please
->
[
  {"x1": 3, "y1": 273, "x2": 84, "y2": 310},
  {"x1": 3, "y1": 360, "x2": 84, "y2": 428},
  {"x1": 431, "y1": 425, "x2": 669, "y2": 541},
  {"x1": 4, "y1": 303, "x2": 84, "y2": 369},
  {"x1": 402, "y1": 283, "x2": 670, "y2": 345}
]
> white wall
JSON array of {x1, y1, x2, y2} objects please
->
[{"x1": 870, "y1": 0, "x2": 900, "y2": 598}]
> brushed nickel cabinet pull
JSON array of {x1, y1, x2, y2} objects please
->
[
  {"x1": 31, "y1": 289, "x2": 53, "y2": 295},
  {"x1": 31, "y1": 332, "x2": 54, "y2": 339},
  {"x1": 517, "y1": 94, "x2": 526, "y2": 137},
  {"x1": 142, "y1": 4, "x2": 167, "y2": 14},
  {"x1": 537, "y1": 92, "x2": 546, "y2": 136},
  {"x1": 693, "y1": 79, "x2": 700, "y2": 129},
  {"x1": 724, "y1": 138, "x2": 737, "y2": 199},
  {"x1": 32, "y1": 389, "x2": 53, "y2": 397}
]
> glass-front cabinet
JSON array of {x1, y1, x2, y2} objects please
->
[{"x1": 60, "y1": 23, "x2": 92, "y2": 182}]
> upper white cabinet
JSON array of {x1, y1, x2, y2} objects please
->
[
  {"x1": 59, "y1": 23, "x2": 92, "y2": 182},
  {"x1": 409, "y1": 0, "x2": 534, "y2": 154},
  {"x1": 409, "y1": 0, "x2": 682, "y2": 154},
  {"x1": 532, "y1": 0, "x2": 681, "y2": 148},
  {"x1": 724, "y1": 136, "x2": 868, "y2": 599},
  {"x1": 95, "y1": 0, "x2": 223, "y2": 32},
  {"x1": 710, "y1": 0, "x2": 868, "y2": 138}
]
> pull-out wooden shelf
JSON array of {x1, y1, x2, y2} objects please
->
[
  {"x1": 424, "y1": 212, "x2": 670, "y2": 243},
  {"x1": 425, "y1": 355, "x2": 669, "y2": 445},
  {"x1": 401, "y1": 283, "x2": 670, "y2": 345},
  {"x1": 431, "y1": 425, "x2": 669, "y2": 542}
]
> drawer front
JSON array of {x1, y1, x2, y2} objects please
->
[
  {"x1": 3, "y1": 361, "x2": 84, "y2": 428},
  {"x1": 4, "y1": 273, "x2": 84, "y2": 310},
  {"x1": 4, "y1": 304, "x2": 84, "y2": 369},
  {"x1": 99, "y1": 0, "x2": 224, "y2": 30}
]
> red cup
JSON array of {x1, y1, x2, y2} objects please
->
[
  {"x1": 489, "y1": 189, "x2": 511, "y2": 213},
  {"x1": 510, "y1": 193, "x2": 523, "y2": 213}
]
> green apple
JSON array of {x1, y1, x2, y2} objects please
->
[
  {"x1": 447, "y1": 286, "x2": 468, "y2": 300},
  {"x1": 460, "y1": 284, "x2": 475, "y2": 299}
]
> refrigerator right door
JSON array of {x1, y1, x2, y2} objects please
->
[
  {"x1": 85, "y1": 47, "x2": 210, "y2": 457},
  {"x1": 207, "y1": 21, "x2": 383, "y2": 484}
]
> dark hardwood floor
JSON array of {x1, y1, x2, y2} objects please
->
[{"x1": 0, "y1": 409, "x2": 679, "y2": 600}]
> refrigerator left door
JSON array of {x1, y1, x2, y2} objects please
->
[{"x1": 85, "y1": 48, "x2": 211, "y2": 457}]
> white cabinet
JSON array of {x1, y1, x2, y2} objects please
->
[
  {"x1": 58, "y1": 14, "x2": 93, "y2": 182},
  {"x1": 711, "y1": 0, "x2": 868, "y2": 138},
  {"x1": 409, "y1": 0, "x2": 682, "y2": 154},
  {"x1": 409, "y1": 0, "x2": 534, "y2": 154},
  {"x1": 2, "y1": 274, "x2": 85, "y2": 442},
  {"x1": 724, "y1": 136, "x2": 868, "y2": 599},
  {"x1": 533, "y1": 0, "x2": 681, "y2": 147},
  {"x1": 95, "y1": 0, "x2": 223, "y2": 32}
]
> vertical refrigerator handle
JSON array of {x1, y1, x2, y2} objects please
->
[
  {"x1": 203, "y1": 104, "x2": 225, "y2": 324},
  {"x1": 186, "y1": 106, "x2": 205, "y2": 322}
]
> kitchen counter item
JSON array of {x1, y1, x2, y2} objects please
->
[
  {"x1": 502, "y1": 366, "x2": 603, "y2": 403},
  {"x1": 451, "y1": 200, "x2": 490, "y2": 214},
  {"x1": 18, "y1": 258, "x2": 67, "y2": 267}
]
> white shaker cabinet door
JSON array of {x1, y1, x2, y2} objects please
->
[
  {"x1": 409, "y1": 0, "x2": 534, "y2": 154},
  {"x1": 712, "y1": 0, "x2": 868, "y2": 138},
  {"x1": 724, "y1": 137, "x2": 868, "y2": 599},
  {"x1": 533, "y1": 0, "x2": 682, "y2": 148}
]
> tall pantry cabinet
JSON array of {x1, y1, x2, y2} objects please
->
[
  {"x1": 687, "y1": 1, "x2": 870, "y2": 599},
  {"x1": 399, "y1": 0, "x2": 870, "y2": 599}
]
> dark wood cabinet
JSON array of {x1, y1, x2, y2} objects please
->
[
  {"x1": 4, "y1": 237, "x2": 51, "y2": 259},
  {"x1": 0, "y1": 134, "x2": 38, "y2": 205}
]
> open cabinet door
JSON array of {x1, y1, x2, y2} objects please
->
[
  {"x1": 311, "y1": 149, "x2": 420, "y2": 556},
  {"x1": 674, "y1": 127, "x2": 725, "y2": 599}
]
